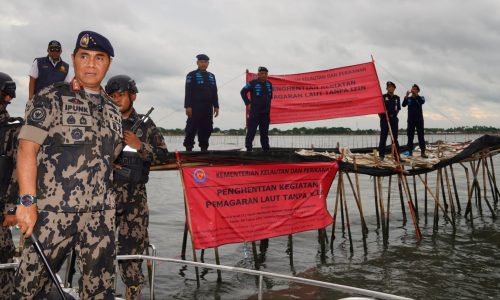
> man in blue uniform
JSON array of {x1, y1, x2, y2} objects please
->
[
  {"x1": 28, "y1": 40, "x2": 70, "y2": 100},
  {"x1": 183, "y1": 54, "x2": 219, "y2": 151},
  {"x1": 378, "y1": 81, "x2": 400, "y2": 160},
  {"x1": 402, "y1": 84, "x2": 427, "y2": 158},
  {"x1": 240, "y1": 66, "x2": 273, "y2": 152}
]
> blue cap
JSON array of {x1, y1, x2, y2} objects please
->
[
  {"x1": 196, "y1": 54, "x2": 209, "y2": 61},
  {"x1": 75, "y1": 30, "x2": 114, "y2": 57}
]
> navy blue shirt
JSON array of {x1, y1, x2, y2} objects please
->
[
  {"x1": 240, "y1": 79, "x2": 273, "y2": 113},
  {"x1": 402, "y1": 95, "x2": 425, "y2": 117},
  {"x1": 184, "y1": 69, "x2": 219, "y2": 109},
  {"x1": 379, "y1": 93, "x2": 401, "y2": 118}
]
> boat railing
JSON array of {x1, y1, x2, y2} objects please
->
[
  {"x1": 116, "y1": 254, "x2": 413, "y2": 300},
  {"x1": 0, "y1": 252, "x2": 413, "y2": 300}
]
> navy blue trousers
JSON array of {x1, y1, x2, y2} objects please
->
[
  {"x1": 183, "y1": 109, "x2": 213, "y2": 150},
  {"x1": 246, "y1": 113, "x2": 270, "y2": 151}
]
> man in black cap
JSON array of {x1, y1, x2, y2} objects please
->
[
  {"x1": 402, "y1": 84, "x2": 427, "y2": 157},
  {"x1": 378, "y1": 81, "x2": 400, "y2": 160},
  {"x1": 14, "y1": 30, "x2": 122, "y2": 299},
  {"x1": 28, "y1": 40, "x2": 70, "y2": 100},
  {"x1": 183, "y1": 54, "x2": 219, "y2": 151},
  {"x1": 240, "y1": 66, "x2": 273, "y2": 152}
]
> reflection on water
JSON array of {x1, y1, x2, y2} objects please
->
[{"x1": 139, "y1": 135, "x2": 500, "y2": 299}]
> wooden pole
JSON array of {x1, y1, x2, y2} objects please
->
[
  {"x1": 449, "y1": 165, "x2": 461, "y2": 213},
  {"x1": 444, "y1": 167, "x2": 456, "y2": 226},
  {"x1": 481, "y1": 156, "x2": 496, "y2": 218},
  {"x1": 345, "y1": 173, "x2": 368, "y2": 237},
  {"x1": 433, "y1": 170, "x2": 441, "y2": 232},
  {"x1": 385, "y1": 175, "x2": 392, "y2": 244},
  {"x1": 175, "y1": 152, "x2": 200, "y2": 287},
  {"x1": 397, "y1": 176, "x2": 407, "y2": 224},
  {"x1": 412, "y1": 171, "x2": 419, "y2": 220},
  {"x1": 287, "y1": 234, "x2": 294, "y2": 268},
  {"x1": 214, "y1": 247, "x2": 222, "y2": 283},
  {"x1": 374, "y1": 176, "x2": 381, "y2": 229},
  {"x1": 353, "y1": 157, "x2": 368, "y2": 236},
  {"x1": 489, "y1": 154, "x2": 500, "y2": 205},
  {"x1": 424, "y1": 173, "x2": 428, "y2": 224},
  {"x1": 377, "y1": 176, "x2": 387, "y2": 245},
  {"x1": 440, "y1": 170, "x2": 449, "y2": 213},
  {"x1": 340, "y1": 172, "x2": 354, "y2": 252},
  {"x1": 460, "y1": 162, "x2": 474, "y2": 226},
  {"x1": 330, "y1": 174, "x2": 342, "y2": 250}
]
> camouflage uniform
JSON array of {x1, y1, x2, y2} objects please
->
[
  {"x1": 13, "y1": 79, "x2": 122, "y2": 299},
  {"x1": 0, "y1": 104, "x2": 21, "y2": 299},
  {"x1": 115, "y1": 109, "x2": 168, "y2": 292}
]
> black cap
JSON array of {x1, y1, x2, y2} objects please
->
[
  {"x1": 412, "y1": 84, "x2": 420, "y2": 91},
  {"x1": 48, "y1": 40, "x2": 61, "y2": 49},
  {"x1": 75, "y1": 30, "x2": 114, "y2": 57},
  {"x1": 258, "y1": 66, "x2": 269, "y2": 73},
  {"x1": 196, "y1": 54, "x2": 209, "y2": 61},
  {"x1": 0, "y1": 72, "x2": 16, "y2": 98},
  {"x1": 386, "y1": 81, "x2": 396, "y2": 88}
]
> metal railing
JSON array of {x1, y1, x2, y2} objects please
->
[
  {"x1": 1, "y1": 254, "x2": 413, "y2": 300},
  {"x1": 116, "y1": 254, "x2": 413, "y2": 300}
]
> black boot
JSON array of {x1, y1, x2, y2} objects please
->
[
  {"x1": 201, "y1": 146, "x2": 208, "y2": 152},
  {"x1": 185, "y1": 146, "x2": 193, "y2": 151}
]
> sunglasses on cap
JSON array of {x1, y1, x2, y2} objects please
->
[{"x1": 49, "y1": 48, "x2": 61, "y2": 52}]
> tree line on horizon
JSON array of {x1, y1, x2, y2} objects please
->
[{"x1": 157, "y1": 125, "x2": 500, "y2": 136}]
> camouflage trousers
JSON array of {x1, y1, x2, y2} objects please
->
[
  {"x1": 0, "y1": 226, "x2": 15, "y2": 300},
  {"x1": 13, "y1": 209, "x2": 116, "y2": 300},
  {"x1": 116, "y1": 183, "x2": 149, "y2": 289}
]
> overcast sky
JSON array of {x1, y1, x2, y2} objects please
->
[{"x1": 2, "y1": 0, "x2": 499, "y2": 130}]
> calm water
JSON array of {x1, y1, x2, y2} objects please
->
[
  {"x1": 140, "y1": 134, "x2": 499, "y2": 299},
  {"x1": 14, "y1": 134, "x2": 500, "y2": 299}
]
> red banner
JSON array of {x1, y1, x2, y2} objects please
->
[
  {"x1": 182, "y1": 162, "x2": 338, "y2": 249},
  {"x1": 246, "y1": 61, "x2": 384, "y2": 124}
]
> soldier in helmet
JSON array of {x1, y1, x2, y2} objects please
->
[
  {"x1": 14, "y1": 31, "x2": 122, "y2": 299},
  {"x1": 105, "y1": 75, "x2": 168, "y2": 299},
  {"x1": 183, "y1": 54, "x2": 219, "y2": 151},
  {"x1": 0, "y1": 72, "x2": 21, "y2": 297}
]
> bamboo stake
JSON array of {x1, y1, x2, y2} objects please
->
[
  {"x1": 330, "y1": 174, "x2": 342, "y2": 250},
  {"x1": 252, "y1": 242, "x2": 259, "y2": 270},
  {"x1": 340, "y1": 174, "x2": 346, "y2": 237},
  {"x1": 412, "y1": 171, "x2": 419, "y2": 220},
  {"x1": 440, "y1": 170, "x2": 449, "y2": 213},
  {"x1": 374, "y1": 177, "x2": 381, "y2": 229},
  {"x1": 433, "y1": 170, "x2": 441, "y2": 232},
  {"x1": 397, "y1": 176, "x2": 407, "y2": 224},
  {"x1": 481, "y1": 156, "x2": 496, "y2": 218},
  {"x1": 424, "y1": 173, "x2": 428, "y2": 224},
  {"x1": 353, "y1": 157, "x2": 368, "y2": 236},
  {"x1": 485, "y1": 157, "x2": 499, "y2": 205},
  {"x1": 488, "y1": 154, "x2": 499, "y2": 205},
  {"x1": 345, "y1": 173, "x2": 368, "y2": 237},
  {"x1": 444, "y1": 167, "x2": 456, "y2": 226},
  {"x1": 460, "y1": 162, "x2": 474, "y2": 226},
  {"x1": 340, "y1": 173, "x2": 354, "y2": 252},
  {"x1": 469, "y1": 160, "x2": 483, "y2": 215},
  {"x1": 175, "y1": 152, "x2": 200, "y2": 287},
  {"x1": 385, "y1": 176, "x2": 392, "y2": 244},
  {"x1": 377, "y1": 176, "x2": 387, "y2": 245},
  {"x1": 449, "y1": 165, "x2": 461, "y2": 213},
  {"x1": 287, "y1": 234, "x2": 294, "y2": 268},
  {"x1": 214, "y1": 247, "x2": 222, "y2": 283}
]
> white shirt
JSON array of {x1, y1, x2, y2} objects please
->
[{"x1": 29, "y1": 57, "x2": 72, "y2": 82}]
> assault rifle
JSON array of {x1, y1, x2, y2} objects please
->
[
  {"x1": 114, "y1": 107, "x2": 154, "y2": 183},
  {"x1": 130, "y1": 107, "x2": 154, "y2": 133}
]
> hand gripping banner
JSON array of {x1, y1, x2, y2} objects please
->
[
  {"x1": 245, "y1": 61, "x2": 384, "y2": 124},
  {"x1": 181, "y1": 162, "x2": 338, "y2": 249}
]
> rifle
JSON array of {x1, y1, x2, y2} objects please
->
[
  {"x1": 130, "y1": 107, "x2": 154, "y2": 133},
  {"x1": 114, "y1": 107, "x2": 154, "y2": 183}
]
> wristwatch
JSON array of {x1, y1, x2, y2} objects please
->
[{"x1": 17, "y1": 194, "x2": 38, "y2": 207}]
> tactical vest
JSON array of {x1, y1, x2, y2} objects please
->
[
  {"x1": 35, "y1": 56, "x2": 69, "y2": 93},
  {"x1": 113, "y1": 115, "x2": 151, "y2": 184},
  {"x1": 0, "y1": 122, "x2": 21, "y2": 195}
]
